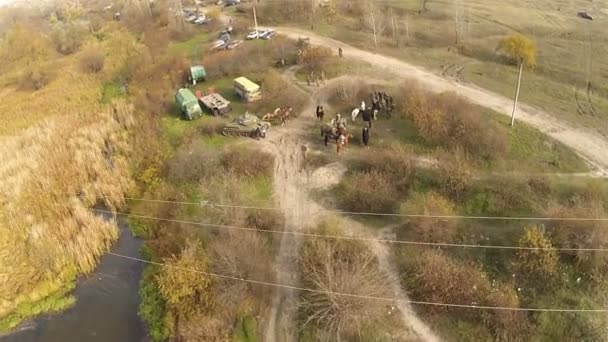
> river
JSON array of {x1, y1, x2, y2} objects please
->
[{"x1": 1, "y1": 217, "x2": 148, "y2": 342}]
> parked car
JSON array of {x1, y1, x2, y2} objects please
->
[
  {"x1": 225, "y1": 0, "x2": 240, "y2": 6},
  {"x1": 262, "y1": 30, "x2": 277, "y2": 40},
  {"x1": 219, "y1": 32, "x2": 231, "y2": 42},
  {"x1": 194, "y1": 16, "x2": 207, "y2": 24},
  {"x1": 246, "y1": 29, "x2": 269, "y2": 40},
  {"x1": 186, "y1": 15, "x2": 198, "y2": 23},
  {"x1": 577, "y1": 11, "x2": 593, "y2": 20}
]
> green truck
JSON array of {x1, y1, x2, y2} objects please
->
[
  {"x1": 175, "y1": 88, "x2": 203, "y2": 120},
  {"x1": 188, "y1": 65, "x2": 206, "y2": 85}
]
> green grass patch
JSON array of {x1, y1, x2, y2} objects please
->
[
  {"x1": 0, "y1": 289, "x2": 76, "y2": 332},
  {"x1": 232, "y1": 316, "x2": 258, "y2": 342},
  {"x1": 243, "y1": 176, "x2": 273, "y2": 202},
  {"x1": 489, "y1": 111, "x2": 589, "y2": 173},
  {"x1": 100, "y1": 80, "x2": 125, "y2": 104},
  {"x1": 169, "y1": 32, "x2": 212, "y2": 59},
  {"x1": 138, "y1": 263, "x2": 169, "y2": 342}
]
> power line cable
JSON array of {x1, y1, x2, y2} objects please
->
[
  {"x1": 92, "y1": 195, "x2": 608, "y2": 222},
  {"x1": 91, "y1": 208, "x2": 608, "y2": 252},
  {"x1": 107, "y1": 251, "x2": 608, "y2": 313}
]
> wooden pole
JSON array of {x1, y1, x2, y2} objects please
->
[
  {"x1": 511, "y1": 62, "x2": 523, "y2": 127},
  {"x1": 253, "y1": 5, "x2": 259, "y2": 37}
]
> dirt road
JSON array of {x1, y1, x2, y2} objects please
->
[
  {"x1": 268, "y1": 27, "x2": 608, "y2": 175},
  {"x1": 261, "y1": 78, "x2": 440, "y2": 342}
]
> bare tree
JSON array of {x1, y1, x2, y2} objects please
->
[{"x1": 364, "y1": 0, "x2": 386, "y2": 49}]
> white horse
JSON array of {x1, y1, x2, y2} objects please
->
[{"x1": 351, "y1": 108, "x2": 360, "y2": 122}]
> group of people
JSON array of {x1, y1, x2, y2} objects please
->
[
  {"x1": 307, "y1": 71, "x2": 326, "y2": 87},
  {"x1": 370, "y1": 91, "x2": 394, "y2": 117}
]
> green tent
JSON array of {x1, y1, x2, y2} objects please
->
[{"x1": 190, "y1": 66, "x2": 206, "y2": 85}]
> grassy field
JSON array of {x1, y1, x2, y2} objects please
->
[{"x1": 277, "y1": 0, "x2": 608, "y2": 136}]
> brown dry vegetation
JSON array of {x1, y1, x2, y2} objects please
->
[
  {"x1": 398, "y1": 82, "x2": 508, "y2": 160},
  {"x1": 298, "y1": 219, "x2": 392, "y2": 340},
  {"x1": 0, "y1": 4, "x2": 186, "y2": 328},
  {"x1": 400, "y1": 248, "x2": 529, "y2": 340}
]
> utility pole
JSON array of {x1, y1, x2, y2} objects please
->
[
  {"x1": 405, "y1": 15, "x2": 410, "y2": 45},
  {"x1": 174, "y1": 0, "x2": 185, "y2": 31},
  {"x1": 391, "y1": 15, "x2": 396, "y2": 46},
  {"x1": 511, "y1": 62, "x2": 523, "y2": 126},
  {"x1": 310, "y1": 0, "x2": 315, "y2": 30},
  {"x1": 253, "y1": 5, "x2": 259, "y2": 36}
]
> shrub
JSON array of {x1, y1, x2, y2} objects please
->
[
  {"x1": 353, "y1": 147, "x2": 415, "y2": 194},
  {"x1": 300, "y1": 46, "x2": 333, "y2": 73},
  {"x1": 339, "y1": 170, "x2": 399, "y2": 213},
  {"x1": 400, "y1": 191, "x2": 458, "y2": 242},
  {"x1": 437, "y1": 149, "x2": 471, "y2": 202},
  {"x1": 513, "y1": 225, "x2": 559, "y2": 288},
  {"x1": 19, "y1": 64, "x2": 53, "y2": 90},
  {"x1": 167, "y1": 145, "x2": 221, "y2": 183},
  {"x1": 79, "y1": 46, "x2": 105, "y2": 73},
  {"x1": 50, "y1": 21, "x2": 88, "y2": 55},
  {"x1": 402, "y1": 249, "x2": 529, "y2": 339},
  {"x1": 299, "y1": 220, "x2": 390, "y2": 340},
  {"x1": 220, "y1": 149, "x2": 274, "y2": 178},
  {"x1": 546, "y1": 204, "x2": 608, "y2": 271},
  {"x1": 398, "y1": 83, "x2": 508, "y2": 160}
]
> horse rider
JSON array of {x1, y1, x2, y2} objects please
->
[{"x1": 316, "y1": 105, "x2": 325, "y2": 121}]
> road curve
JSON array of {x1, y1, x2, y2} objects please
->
[{"x1": 268, "y1": 26, "x2": 608, "y2": 175}]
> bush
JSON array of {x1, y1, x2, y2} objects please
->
[
  {"x1": 298, "y1": 220, "x2": 390, "y2": 340},
  {"x1": 250, "y1": 69, "x2": 308, "y2": 115},
  {"x1": 300, "y1": 46, "x2": 333, "y2": 73},
  {"x1": 546, "y1": 204, "x2": 608, "y2": 272},
  {"x1": 339, "y1": 170, "x2": 399, "y2": 213},
  {"x1": 220, "y1": 149, "x2": 274, "y2": 178},
  {"x1": 353, "y1": 147, "x2": 415, "y2": 194},
  {"x1": 437, "y1": 149, "x2": 471, "y2": 202},
  {"x1": 79, "y1": 46, "x2": 105, "y2": 73},
  {"x1": 401, "y1": 249, "x2": 529, "y2": 339},
  {"x1": 51, "y1": 21, "x2": 88, "y2": 55},
  {"x1": 398, "y1": 83, "x2": 508, "y2": 160},
  {"x1": 400, "y1": 191, "x2": 457, "y2": 243},
  {"x1": 167, "y1": 144, "x2": 221, "y2": 183},
  {"x1": 513, "y1": 225, "x2": 559, "y2": 288},
  {"x1": 19, "y1": 63, "x2": 54, "y2": 90}
]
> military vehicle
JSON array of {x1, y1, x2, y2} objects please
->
[
  {"x1": 175, "y1": 88, "x2": 203, "y2": 120},
  {"x1": 222, "y1": 113, "x2": 271, "y2": 139},
  {"x1": 197, "y1": 92, "x2": 231, "y2": 116}
]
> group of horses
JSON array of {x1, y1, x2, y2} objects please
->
[
  {"x1": 262, "y1": 106, "x2": 294, "y2": 126},
  {"x1": 350, "y1": 91, "x2": 395, "y2": 123},
  {"x1": 320, "y1": 91, "x2": 393, "y2": 155}
]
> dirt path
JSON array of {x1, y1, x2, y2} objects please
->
[
  {"x1": 267, "y1": 27, "x2": 608, "y2": 176},
  {"x1": 261, "y1": 79, "x2": 440, "y2": 342}
]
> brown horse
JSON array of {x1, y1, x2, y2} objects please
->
[{"x1": 337, "y1": 134, "x2": 353, "y2": 155}]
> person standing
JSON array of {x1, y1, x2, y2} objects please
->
[
  {"x1": 362, "y1": 127, "x2": 370, "y2": 147},
  {"x1": 338, "y1": 47, "x2": 343, "y2": 58},
  {"x1": 362, "y1": 108, "x2": 372, "y2": 128}
]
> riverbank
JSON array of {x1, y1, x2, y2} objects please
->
[{"x1": 0, "y1": 220, "x2": 147, "y2": 342}]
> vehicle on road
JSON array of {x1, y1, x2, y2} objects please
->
[
  {"x1": 261, "y1": 30, "x2": 277, "y2": 40},
  {"x1": 233, "y1": 77, "x2": 262, "y2": 102},
  {"x1": 175, "y1": 88, "x2": 204, "y2": 120},
  {"x1": 196, "y1": 92, "x2": 232, "y2": 116},
  {"x1": 194, "y1": 16, "x2": 207, "y2": 24},
  {"x1": 246, "y1": 29, "x2": 269, "y2": 40},
  {"x1": 222, "y1": 113, "x2": 270, "y2": 139},
  {"x1": 577, "y1": 11, "x2": 593, "y2": 20}
]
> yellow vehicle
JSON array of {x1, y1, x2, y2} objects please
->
[{"x1": 233, "y1": 77, "x2": 262, "y2": 102}]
